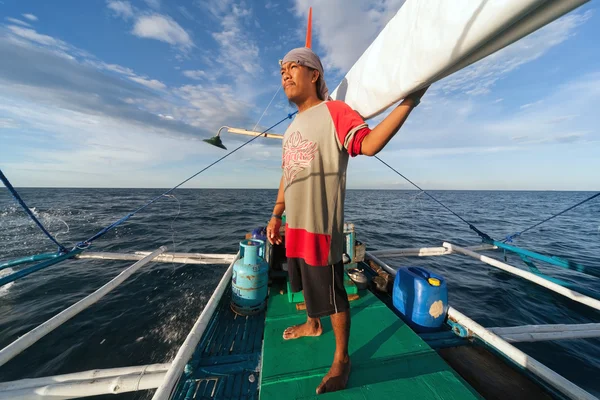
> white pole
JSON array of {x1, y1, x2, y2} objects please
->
[
  {"x1": 0, "y1": 247, "x2": 166, "y2": 368},
  {"x1": 365, "y1": 251, "x2": 396, "y2": 276},
  {"x1": 369, "y1": 244, "x2": 496, "y2": 258},
  {"x1": 77, "y1": 252, "x2": 234, "y2": 265},
  {"x1": 500, "y1": 330, "x2": 600, "y2": 343},
  {"x1": 489, "y1": 323, "x2": 600, "y2": 336},
  {"x1": 226, "y1": 127, "x2": 283, "y2": 140},
  {"x1": 0, "y1": 371, "x2": 165, "y2": 400},
  {"x1": 448, "y1": 307, "x2": 597, "y2": 400},
  {"x1": 151, "y1": 253, "x2": 238, "y2": 400},
  {"x1": 443, "y1": 243, "x2": 600, "y2": 312},
  {"x1": 0, "y1": 363, "x2": 170, "y2": 391}
]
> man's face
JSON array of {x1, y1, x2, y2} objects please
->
[{"x1": 280, "y1": 61, "x2": 317, "y2": 102}]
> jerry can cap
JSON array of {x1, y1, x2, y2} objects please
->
[{"x1": 428, "y1": 277, "x2": 441, "y2": 287}]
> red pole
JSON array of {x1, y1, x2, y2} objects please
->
[{"x1": 305, "y1": 7, "x2": 312, "y2": 48}]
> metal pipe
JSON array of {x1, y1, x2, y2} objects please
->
[
  {"x1": 151, "y1": 253, "x2": 238, "y2": 400},
  {"x1": 0, "y1": 247, "x2": 166, "y2": 367}
]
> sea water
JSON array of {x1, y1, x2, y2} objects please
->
[{"x1": 1, "y1": 188, "x2": 599, "y2": 398}]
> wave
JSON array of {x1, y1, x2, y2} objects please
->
[{"x1": 0, "y1": 268, "x2": 14, "y2": 298}]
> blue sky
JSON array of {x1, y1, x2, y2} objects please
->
[{"x1": 0, "y1": 0, "x2": 598, "y2": 190}]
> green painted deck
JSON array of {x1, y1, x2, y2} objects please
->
[{"x1": 259, "y1": 283, "x2": 482, "y2": 399}]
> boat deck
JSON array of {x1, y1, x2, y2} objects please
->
[
  {"x1": 172, "y1": 285, "x2": 264, "y2": 400},
  {"x1": 259, "y1": 279, "x2": 481, "y2": 399},
  {"x1": 172, "y1": 262, "x2": 556, "y2": 399}
]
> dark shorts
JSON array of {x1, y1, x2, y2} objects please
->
[{"x1": 288, "y1": 258, "x2": 350, "y2": 318}]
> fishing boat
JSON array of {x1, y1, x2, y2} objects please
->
[{"x1": 1, "y1": 1, "x2": 598, "y2": 399}]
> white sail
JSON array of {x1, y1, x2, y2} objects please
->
[{"x1": 331, "y1": 0, "x2": 589, "y2": 119}]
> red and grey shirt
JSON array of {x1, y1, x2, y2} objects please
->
[{"x1": 282, "y1": 100, "x2": 371, "y2": 266}]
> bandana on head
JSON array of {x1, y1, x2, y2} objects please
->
[{"x1": 281, "y1": 47, "x2": 329, "y2": 100}]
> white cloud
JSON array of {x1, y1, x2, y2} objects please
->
[
  {"x1": 0, "y1": 28, "x2": 253, "y2": 140},
  {"x1": 5, "y1": 17, "x2": 31, "y2": 27},
  {"x1": 22, "y1": 14, "x2": 38, "y2": 22},
  {"x1": 292, "y1": 0, "x2": 405, "y2": 72},
  {"x1": 520, "y1": 101, "x2": 543, "y2": 110},
  {"x1": 0, "y1": 29, "x2": 264, "y2": 187},
  {"x1": 101, "y1": 63, "x2": 135, "y2": 76},
  {"x1": 0, "y1": 118, "x2": 19, "y2": 129},
  {"x1": 107, "y1": 0, "x2": 135, "y2": 20},
  {"x1": 132, "y1": 14, "x2": 193, "y2": 49},
  {"x1": 6, "y1": 25, "x2": 69, "y2": 50},
  {"x1": 128, "y1": 76, "x2": 166, "y2": 90},
  {"x1": 200, "y1": 0, "x2": 262, "y2": 78},
  {"x1": 144, "y1": 0, "x2": 161, "y2": 9},
  {"x1": 183, "y1": 69, "x2": 207, "y2": 80},
  {"x1": 438, "y1": 10, "x2": 593, "y2": 96},
  {"x1": 393, "y1": 72, "x2": 600, "y2": 156},
  {"x1": 177, "y1": 6, "x2": 194, "y2": 21},
  {"x1": 386, "y1": 145, "x2": 522, "y2": 158},
  {"x1": 201, "y1": 0, "x2": 234, "y2": 18},
  {"x1": 171, "y1": 84, "x2": 253, "y2": 128}
]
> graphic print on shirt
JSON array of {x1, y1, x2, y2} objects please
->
[{"x1": 282, "y1": 131, "x2": 318, "y2": 185}]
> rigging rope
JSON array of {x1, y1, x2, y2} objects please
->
[
  {"x1": 374, "y1": 156, "x2": 492, "y2": 241},
  {"x1": 76, "y1": 112, "x2": 297, "y2": 248},
  {"x1": 252, "y1": 86, "x2": 282, "y2": 132},
  {"x1": 503, "y1": 191, "x2": 600, "y2": 243},
  {"x1": 0, "y1": 169, "x2": 68, "y2": 253}
]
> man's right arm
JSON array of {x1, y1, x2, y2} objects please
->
[{"x1": 267, "y1": 176, "x2": 285, "y2": 244}]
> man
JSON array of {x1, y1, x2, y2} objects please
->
[{"x1": 266, "y1": 47, "x2": 427, "y2": 395}]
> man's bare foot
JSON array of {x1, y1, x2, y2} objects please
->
[
  {"x1": 282, "y1": 320, "x2": 322, "y2": 340},
  {"x1": 316, "y1": 356, "x2": 351, "y2": 394}
]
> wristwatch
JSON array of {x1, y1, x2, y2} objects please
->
[{"x1": 271, "y1": 214, "x2": 282, "y2": 220}]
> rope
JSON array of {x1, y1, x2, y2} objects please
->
[
  {"x1": 77, "y1": 112, "x2": 297, "y2": 248},
  {"x1": 252, "y1": 86, "x2": 281, "y2": 132},
  {"x1": 374, "y1": 156, "x2": 492, "y2": 241},
  {"x1": 0, "y1": 169, "x2": 68, "y2": 253},
  {"x1": 504, "y1": 191, "x2": 600, "y2": 243}
]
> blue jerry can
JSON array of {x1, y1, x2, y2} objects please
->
[
  {"x1": 392, "y1": 267, "x2": 448, "y2": 333},
  {"x1": 231, "y1": 239, "x2": 269, "y2": 316}
]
